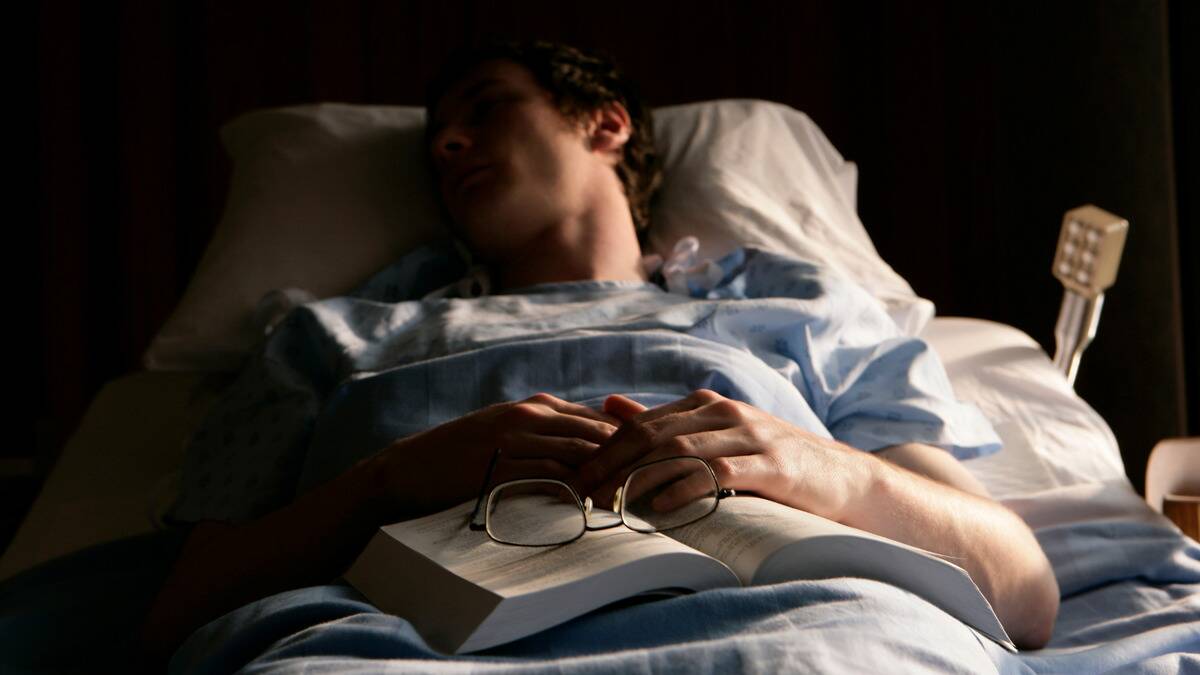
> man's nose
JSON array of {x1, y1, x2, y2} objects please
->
[{"x1": 432, "y1": 125, "x2": 472, "y2": 163}]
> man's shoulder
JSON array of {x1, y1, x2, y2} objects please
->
[{"x1": 348, "y1": 240, "x2": 469, "y2": 303}]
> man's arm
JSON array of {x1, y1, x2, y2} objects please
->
[
  {"x1": 578, "y1": 391, "x2": 1059, "y2": 649},
  {"x1": 137, "y1": 455, "x2": 391, "y2": 669},
  {"x1": 137, "y1": 394, "x2": 618, "y2": 669},
  {"x1": 868, "y1": 442, "x2": 1058, "y2": 648}
]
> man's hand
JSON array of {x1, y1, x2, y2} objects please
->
[
  {"x1": 574, "y1": 389, "x2": 872, "y2": 522},
  {"x1": 375, "y1": 393, "x2": 619, "y2": 519},
  {"x1": 139, "y1": 393, "x2": 616, "y2": 667},
  {"x1": 574, "y1": 389, "x2": 1059, "y2": 649}
]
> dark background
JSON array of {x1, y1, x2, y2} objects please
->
[{"x1": 9, "y1": 1, "x2": 1197, "y2": 550}]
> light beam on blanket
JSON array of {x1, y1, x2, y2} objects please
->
[{"x1": 1051, "y1": 204, "x2": 1128, "y2": 387}]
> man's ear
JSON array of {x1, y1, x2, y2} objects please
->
[{"x1": 587, "y1": 101, "x2": 632, "y2": 163}]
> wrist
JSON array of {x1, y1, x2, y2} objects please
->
[
  {"x1": 827, "y1": 445, "x2": 893, "y2": 527},
  {"x1": 349, "y1": 443, "x2": 408, "y2": 525}
]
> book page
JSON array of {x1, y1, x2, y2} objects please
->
[
  {"x1": 663, "y1": 496, "x2": 1013, "y2": 650},
  {"x1": 385, "y1": 501, "x2": 723, "y2": 598},
  {"x1": 664, "y1": 496, "x2": 850, "y2": 584}
]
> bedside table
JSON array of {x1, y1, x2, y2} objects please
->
[{"x1": 1146, "y1": 438, "x2": 1199, "y2": 540}]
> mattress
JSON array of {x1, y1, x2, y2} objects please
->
[{"x1": 0, "y1": 372, "x2": 229, "y2": 581}]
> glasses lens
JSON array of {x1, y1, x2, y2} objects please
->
[
  {"x1": 622, "y1": 457, "x2": 718, "y2": 533},
  {"x1": 487, "y1": 480, "x2": 586, "y2": 545}
]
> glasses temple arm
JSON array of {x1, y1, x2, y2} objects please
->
[{"x1": 467, "y1": 448, "x2": 503, "y2": 530}]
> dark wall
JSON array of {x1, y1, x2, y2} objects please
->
[
  {"x1": 1170, "y1": 0, "x2": 1199, "y2": 456},
  {"x1": 23, "y1": 1, "x2": 1196, "y2": 531}
]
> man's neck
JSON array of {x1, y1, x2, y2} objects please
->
[
  {"x1": 492, "y1": 188, "x2": 646, "y2": 291},
  {"x1": 494, "y1": 226, "x2": 645, "y2": 291}
]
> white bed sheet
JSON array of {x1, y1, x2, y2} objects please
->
[{"x1": 922, "y1": 318, "x2": 1126, "y2": 499}]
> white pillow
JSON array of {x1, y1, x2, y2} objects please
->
[
  {"x1": 144, "y1": 104, "x2": 451, "y2": 371},
  {"x1": 144, "y1": 100, "x2": 931, "y2": 372},
  {"x1": 649, "y1": 100, "x2": 931, "y2": 333}
]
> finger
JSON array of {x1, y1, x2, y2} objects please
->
[
  {"x1": 648, "y1": 458, "x2": 739, "y2": 511},
  {"x1": 603, "y1": 394, "x2": 646, "y2": 421},
  {"x1": 578, "y1": 400, "x2": 727, "y2": 500},
  {"x1": 603, "y1": 454, "x2": 754, "y2": 523},
  {"x1": 586, "y1": 427, "x2": 720, "y2": 507},
  {"x1": 587, "y1": 426, "x2": 766, "y2": 508},
  {"x1": 537, "y1": 413, "x2": 617, "y2": 445},
  {"x1": 580, "y1": 411, "x2": 708, "y2": 502},
  {"x1": 622, "y1": 389, "x2": 723, "y2": 427},
  {"x1": 522, "y1": 393, "x2": 622, "y2": 427},
  {"x1": 504, "y1": 434, "x2": 600, "y2": 466},
  {"x1": 504, "y1": 399, "x2": 617, "y2": 444},
  {"x1": 587, "y1": 389, "x2": 729, "y2": 471},
  {"x1": 616, "y1": 454, "x2": 700, "y2": 505},
  {"x1": 603, "y1": 395, "x2": 766, "y2": 474},
  {"x1": 491, "y1": 457, "x2": 575, "y2": 485},
  {"x1": 644, "y1": 463, "x2": 723, "y2": 514}
]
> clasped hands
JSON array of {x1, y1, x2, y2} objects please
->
[{"x1": 379, "y1": 389, "x2": 870, "y2": 524}]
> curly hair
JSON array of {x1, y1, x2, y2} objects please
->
[{"x1": 425, "y1": 39, "x2": 662, "y2": 239}]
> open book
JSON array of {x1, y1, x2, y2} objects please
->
[{"x1": 345, "y1": 496, "x2": 1014, "y2": 654}]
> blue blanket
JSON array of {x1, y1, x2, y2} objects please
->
[
  {"x1": 163, "y1": 484, "x2": 1198, "y2": 674},
  {"x1": 3, "y1": 485, "x2": 1194, "y2": 673},
  {"x1": 171, "y1": 245, "x2": 999, "y2": 524}
]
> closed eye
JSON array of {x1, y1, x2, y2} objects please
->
[
  {"x1": 470, "y1": 97, "x2": 510, "y2": 124},
  {"x1": 468, "y1": 100, "x2": 496, "y2": 124}
]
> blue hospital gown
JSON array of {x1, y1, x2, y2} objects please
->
[{"x1": 171, "y1": 244, "x2": 1000, "y2": 524}]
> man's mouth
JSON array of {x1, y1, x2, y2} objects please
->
[{"x1": 456, "y1": 164, "x2": 493, "y2": 192}]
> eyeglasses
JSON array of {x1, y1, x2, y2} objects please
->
[{"x1": 467, "y1": 448, "x2": 736, "y2": 546}]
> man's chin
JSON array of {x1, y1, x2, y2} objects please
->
[
  {"x1": 457, "y1": 203, "x2": 527, "y2": 242},
  {"x1": 454, "y1": 215, "x2": 508, "y2": 257}
]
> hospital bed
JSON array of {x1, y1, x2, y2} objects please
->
[{"x1": 2, "y1": 100, "x2": 1197, "y2": 673}]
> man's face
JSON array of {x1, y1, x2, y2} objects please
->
[{"x1": 428, "y1": 59, "x2": 600, "y2": 260}]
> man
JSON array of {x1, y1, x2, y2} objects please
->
[{"x1": 139, "y1": 40, "x2": 1058, "y2": 667}]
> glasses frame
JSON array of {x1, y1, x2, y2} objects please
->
[{"x1": 467, "y1": 448, "x2": 736, "y2": 547}]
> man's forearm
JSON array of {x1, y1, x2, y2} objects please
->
[
  {"x1": 137, "y1": 454, "x2": 392, "y2": 668},
  {"x1": 841, "y1": 448, "x2": 1059, "y2": 649}
]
